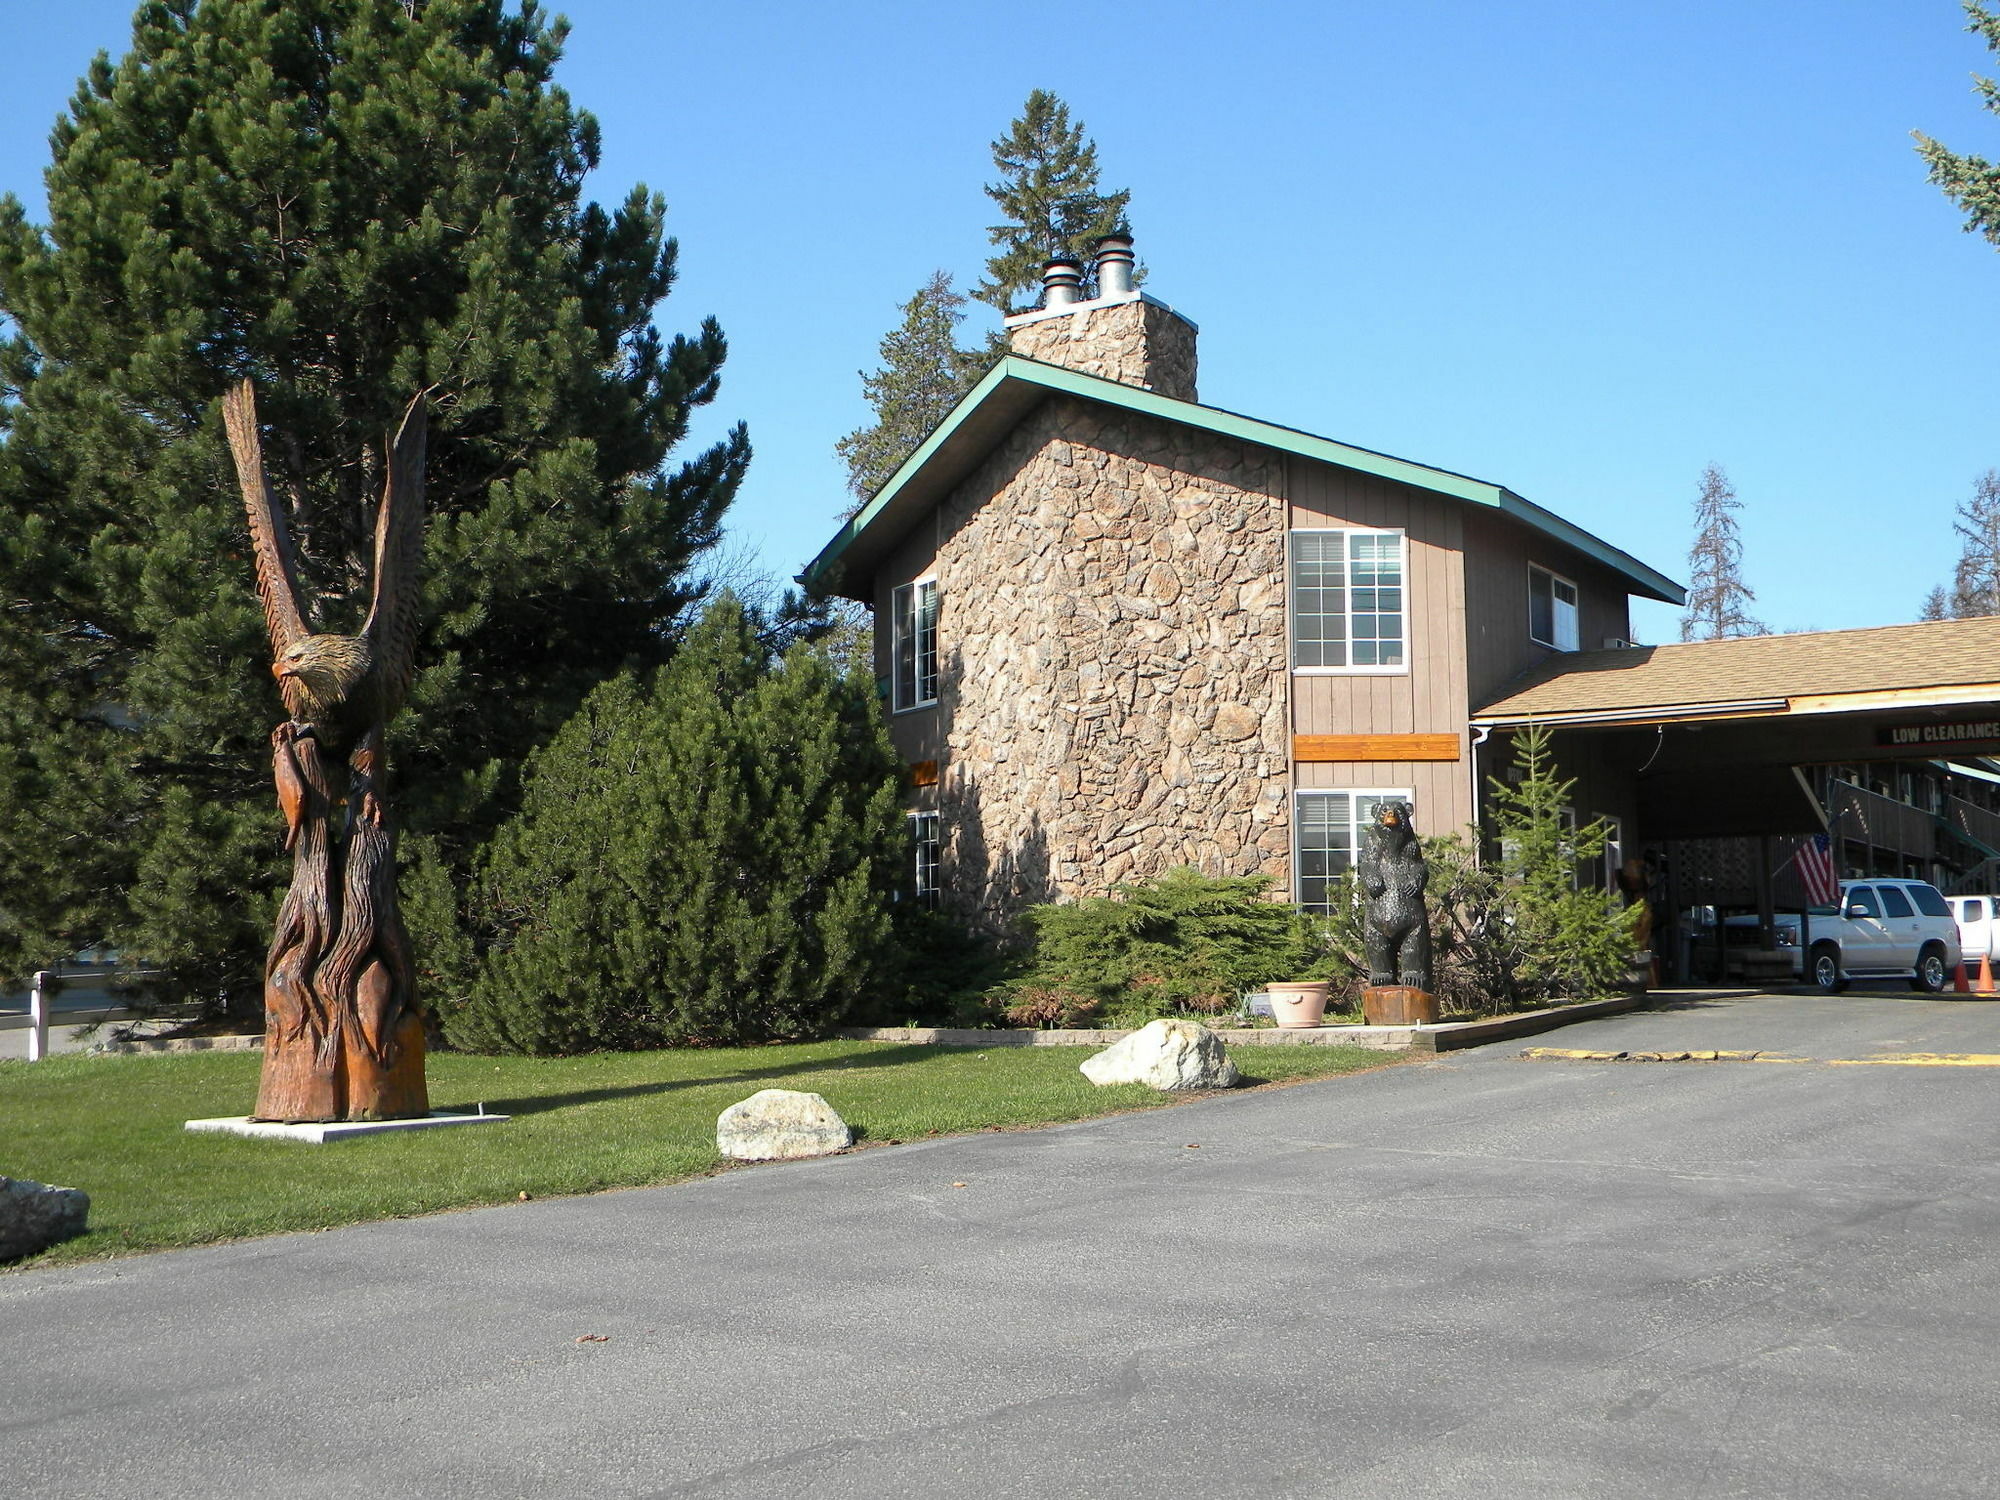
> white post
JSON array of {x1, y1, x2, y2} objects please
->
[{"x1": 29, "y1": 970, "x2": 52, "y2": 1062}]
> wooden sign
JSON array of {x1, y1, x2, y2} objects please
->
[
  {"x1": 1293, "y1": 733, "x2": 1461, "y2": 763},
  {"x1": 910, "y1": 759, "x2": 940, "y2": 787}
]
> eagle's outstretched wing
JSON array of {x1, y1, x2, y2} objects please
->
[
  {"x1": 360, "y1": 392, "x2": 428, "y2": 720},
  {"x1": 222, "y1": 379, "x2": 309, "y2": 660}
]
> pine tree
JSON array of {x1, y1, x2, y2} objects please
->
[
  {"x1": 1924, "y1": 469, "x2": 2000, "y2": 619},
  {"x1": 975, "y1": 90, "x2": 1133, "y2": 315},
  {"x1": 834, "y1": 271, "x2": 986, "y2": 510},
  {"x1": 0, "y1": 0, "x2": 746, "y2": 1005},
  {"x1": 442, "y1": 598, "x2": 907, "y2": 1053},
  {"x1": 1480, "y1": 725, "x2": 1637, "y2": 1007},
  {"x1": 1916, "y1": 2, "x2": 2000, "y2": 247},
  {"x1": 1680, "y1": 463, "x2": 1768, "y2": 641}
]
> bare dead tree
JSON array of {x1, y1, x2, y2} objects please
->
[{"x1": 1680, "y1": 463, "x2": 1767, "y2": 641}]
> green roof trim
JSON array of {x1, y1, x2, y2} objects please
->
[{"x1": 802, "y1": 356, "x2": 1685, "y2": 605}]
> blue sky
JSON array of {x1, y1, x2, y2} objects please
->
[{"x1": 6, "y1": 1, "x2": 2000, "y2": 641}]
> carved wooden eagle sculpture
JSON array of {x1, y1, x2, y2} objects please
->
[{"x1": 221, "y1": 379, "x2": 427, "y2": 760}]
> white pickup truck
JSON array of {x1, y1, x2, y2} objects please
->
[
  {"x1": 1725, "y1": 878, "x2": 1961, "y2": 992},
  {"x1": 1946, "y1": 894, "x2": 2000, "y2": 967}
]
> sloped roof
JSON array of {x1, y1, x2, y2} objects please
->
[
  {"x1": 802, "y1": 355, "x2": 1684, "y2": 604},
  {"x1": 1475, "y1": 617, "x2": 2000, "y2": 725}
]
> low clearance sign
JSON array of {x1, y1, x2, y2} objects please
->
[{"x1": 1877, "y1": 720, "x2": 2000, "y2": 749}]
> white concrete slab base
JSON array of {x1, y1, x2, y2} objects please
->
[{"x1": 184, "y1": 1111, "x2": 509, "y2": 1144}]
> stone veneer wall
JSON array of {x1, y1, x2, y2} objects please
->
[
  {"x1": 1004, "y1": 298, "x2": 1198, "y2": 402},
  {"x1": 930, "y1": 396, "x2": 1290, "y2": 927}
]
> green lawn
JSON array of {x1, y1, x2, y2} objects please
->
[{"x1": 0, "y1": 1040, "x2": 1402, "y2": 1268}]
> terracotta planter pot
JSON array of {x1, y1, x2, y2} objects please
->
[{"x1": 1266, "y1": 981, "x2": 1331, "y2": 1028}]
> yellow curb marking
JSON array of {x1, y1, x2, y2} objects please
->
[
  {"x1": 1823, "y1": 1054, "x2": 2000, "y2": 1067},
  {"x1": 1521, "y1": 1048, "x2": 2000, "y2": 1068},
  {"x1": 1520, "y1": 1048, "x2": 1777, "y2": 1063}
]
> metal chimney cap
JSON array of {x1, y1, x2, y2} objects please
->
[
  {"x1": 1040, "y1": 258, "x2": 1085, "y2": 308},
  {"x1": 1092, "y1": 235, "x2": 1136, "y2": 297}
]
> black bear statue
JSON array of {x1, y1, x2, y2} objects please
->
[{"x1": 1358, "y1": 799, "x2": 1432, "y2": 994}]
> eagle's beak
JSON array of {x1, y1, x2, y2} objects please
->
[{"x1": 273, "y1": 663, "x2": 292, "y2": 681}]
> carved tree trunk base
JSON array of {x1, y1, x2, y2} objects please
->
[
  {"x1": 251, "y1": 724, "x2": 428, "y2": 1123},
  {"x1": 255, "y1": 1009, "x2": 428, "y2": 1123}
]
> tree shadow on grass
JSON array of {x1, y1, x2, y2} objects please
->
[{"x1": 464, "y1": 1043, "x2": 947, "y2": 1117}]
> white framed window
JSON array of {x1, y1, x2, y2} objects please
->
[
  {"x1": 1602, "y1": 815, "x2": 1624, "y2": 891},
  {"x1": 910, "y1": 811, "x2": 941, "y2": 908},
  {"x1": 1294, "y1": 789, "x2": 1413, "y2": 915},
  {"x1": 1290, "y1": 529, "x2": 1406, "y2": 672},
  {"x1": 892, "y1": 578, "x2": 938, "y2": 711},
  {"x1": 1528, "y1": 565, "x2": 1579, "y2": 652}
]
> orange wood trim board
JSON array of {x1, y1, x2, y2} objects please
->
[
  {"x1": 1293, "y1": 733, "x2": 1461, "y2": 763},
  {"x1": 910, "y1": 760, "x2": 940, "y2": 787}
]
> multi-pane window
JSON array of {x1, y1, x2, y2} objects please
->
[
  {"x1": 1295, "y1": 790, "x2": 1412, "y2": 914},
  {"x1": 1290, "y1": 530, "x2": 1405, "y2": 671},
  {"x1": 910, "y1": 811, "x2": 941, "y2": 908},
  {"x1": 892, "y1": 578, "x2": 938, "y2": 710},
  {"x1": 1528, "y1": 565, "x2": 1579, "y2": 652}
]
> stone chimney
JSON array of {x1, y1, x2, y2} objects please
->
[{"x1": 1004, "y1": 235, "x2": 1198, "y2": 402}]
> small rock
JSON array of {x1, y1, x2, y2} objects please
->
[
  {"x1": 715, "y1": 1090, "x2": 853, "y2": 1161},
  {"x1": 0, "y1": 1175, "x2": 90, "y2": 1262},
  {"x1": 1081, "y1": 1019, "x2": 1240, "y2": 1091}
]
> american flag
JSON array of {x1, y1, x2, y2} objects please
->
[{"x1": 1794, "y1": 833, "x2": 1838, "y2": 907}]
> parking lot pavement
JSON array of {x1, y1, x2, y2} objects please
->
[{"x1": 7, "y1": 986, "x2": 2000, "y2": 1498}]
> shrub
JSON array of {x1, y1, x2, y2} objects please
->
[
  {"x1": 996, "y1": 984, "x2": 1102, "y2": 1029},
  {"x1": 857, "y1": 904, "x2": 1021, "y2": 1029},
  {"x1": 1011, "y1": 866, "x2": 1318, "y2": 1026},
  {"x1": 440, "y1": 599, "x2": 906, "y2": 1053}
]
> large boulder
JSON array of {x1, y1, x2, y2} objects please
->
[
  {"x1": 0, "y1": 1175, "x2": 89, "y2": 1261},
  {"x1": 716, "y1": 1090, "x2": 853, "y2": 1161},
  {"x1": 1081, "y1": 1019, "x2": 1240, "y2": 1091}
]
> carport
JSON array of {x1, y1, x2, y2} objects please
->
[{"x1": 1470, "y1": 617, "x2": 2000, "y2": 985}]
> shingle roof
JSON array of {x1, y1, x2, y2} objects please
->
[
  {"x1": 803, "y1": 355, "x2": 1684, "y2": 605},
  {"x1": 1475, "y1": 617, "x2": 2000, "y2": 723}
]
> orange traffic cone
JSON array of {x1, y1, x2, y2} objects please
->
[
  {"x1": 1954, "y1": 960, "x2": 1971, "y2": 993},
  {"x1": 1980, "y1": 953, "x2": 1997, "y2": 997}
]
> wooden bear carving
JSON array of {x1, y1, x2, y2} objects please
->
[{"x1": 1359, "y1": 799, "x2": 1432, "y2": 993}]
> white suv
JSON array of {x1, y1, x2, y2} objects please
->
[{"x1": 1727, "y1": 878, "x2": 1961, "y2": 992}]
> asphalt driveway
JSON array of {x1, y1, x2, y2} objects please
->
[{"x1": 4, "y1": 992, "x2": 1998, "y2": 1498}]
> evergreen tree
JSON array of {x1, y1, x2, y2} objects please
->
[
  {"x1": 0, "y1": 0, "x2": 745, "y2": 1003},
  {"x1": 1680, "y1": 463, "x2": 1767, "y2": 641},
  {"x1": 1924, "y1": 469, "x2": 2000, "y2": 619},
  {"x1": 442, "y1": 598, "x2": 907, "y2": 1053},
  {"x1": 975, "y1": 90, "x2": 1133, "y2": 314},
  {"x1": 834, "y1": 270, "x2": 986, "y2": 510},
  {"x1": 1916, "y1": 2, "x2": 2000, "y2": 247},
  {"x1": 1479, "y1": 725, "x2": 1637, "y2": 1007}
]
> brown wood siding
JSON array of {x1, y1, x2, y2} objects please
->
[
  {"x1": 1463, "y1": 510, "x2": 1636, "y2": 709},
  {"x1": 1286, "y1": 455, "x2": 1474, "y2": 835}
]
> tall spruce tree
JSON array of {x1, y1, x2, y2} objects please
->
[
  {"x1": 1916, "y1": 2, "x2": 2000, "y2": 246},
  {"x1": 834, "y1": 271, "x2": 985, "y2": 510},
  {"x1": 442, "y1": 597, "x2": 907, "y2": 1054},
  {"x1": 1680, "y1": 463, "x2": 1768, "y2": 641},
  {"x1": 1922, "y1": 469, "x2": 2000, "y2": 619},
  {"x1": 975, "y1": 90, "x2": 1133, "y2": 314},
  {"x1": 0, "y1": 0, "x2": 746, "y2": 1004}
]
